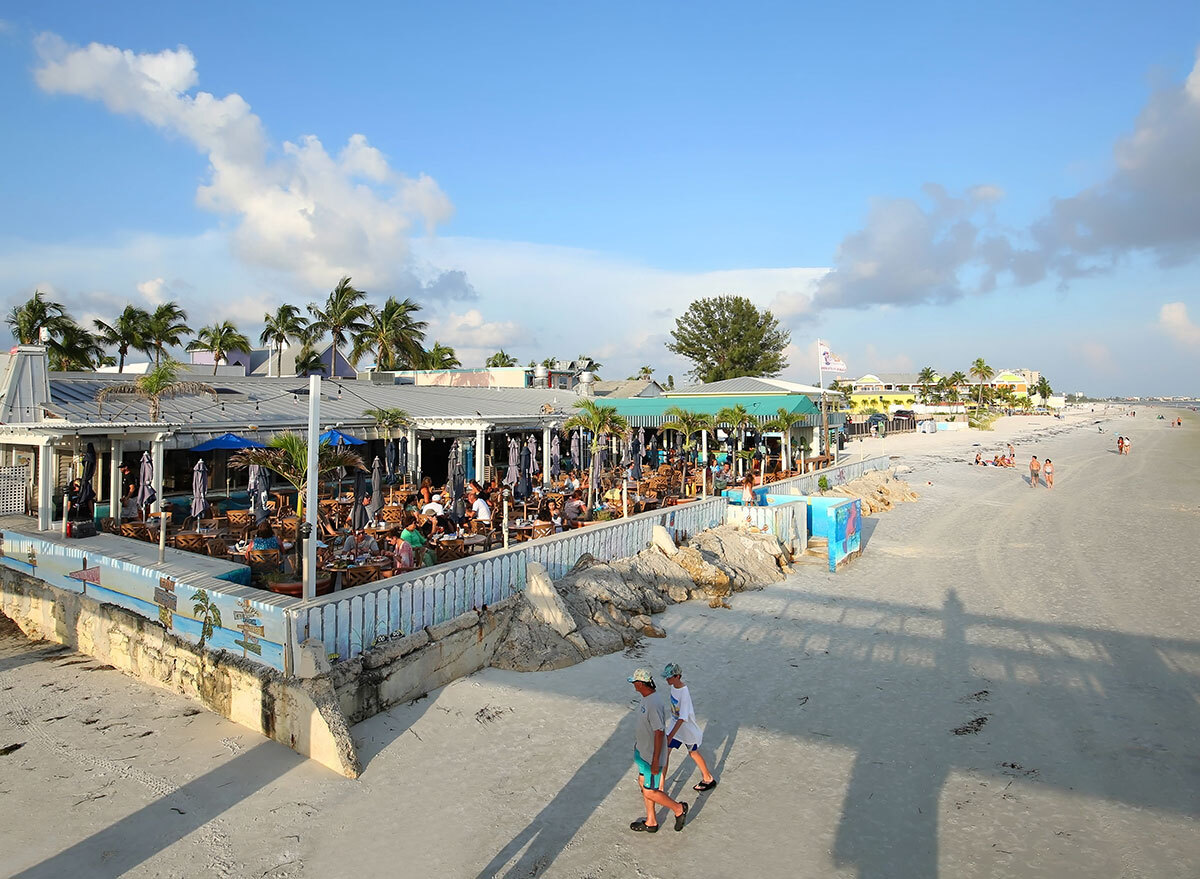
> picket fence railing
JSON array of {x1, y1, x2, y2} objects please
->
[{"x1": 768, "y1": 455, "x2": 891, "y2": 498}]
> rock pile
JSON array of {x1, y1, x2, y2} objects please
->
[
  {"x1": 825, "y1": 468, "x2": 919, "y2": 514},
  {"x1": 491, "y1": 524, "x2": 792, "y2": 672}
]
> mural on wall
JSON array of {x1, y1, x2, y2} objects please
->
[
  {"x1": 830, "y1": 499, "x2": 862, "y2": 571},
  {"x1": 0, "y1": 532, "x2": 287, "y2": 671}
]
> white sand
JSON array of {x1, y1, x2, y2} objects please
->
[{"x1": 2, "y1": 407, "x2": 1198, "y2": 878}]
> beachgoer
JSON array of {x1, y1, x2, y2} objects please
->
[
  {"x1": 974, "y1": 453, "x2": 982, "y2": 466},
  {"x1": 1117, "y1": 436, "x2": 1125, "y2": 455},
  {"x1": 1044, "y1": 458, "x2": 1054, "y2": 488},
  {"x1": 741, "y1": 475, "x2": 755, "y2": 505},
  {"x1": 252, "y1": 521, "x2": 280, "y2": 550},
  {"x1": 1123, "y1": 436, "x2": 1131, "y2": 455},
  {"x1": 627, "y1": 668, "x2": 688, "y2": 833},
  {"x1": 662, "y1": 663, "x2": 717, "y2": 792},
  {"x1": 1029, "y1": 456, "x2": 1041, "y2": 488},
  {"x1": 1008, "y1": 442, "x2": 1015, "y2": 459}
]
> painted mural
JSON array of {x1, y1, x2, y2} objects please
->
[{"x1": 829, "y1": 499, "x2": 862, "y2": 571}]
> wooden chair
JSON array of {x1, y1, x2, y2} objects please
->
[
  {"x1": 316, "y1": 546, "x2": 334, "y2": 568},
  {"x1": 531, "y1": 522, "x2": 554, "y2": 539},
  {"x1": 120, "y1": 522, "x2": 149, "y2": 541},
  {"x1": 246, "y1": 548, "x2": 282, "y2": 577},
  {"x1": 276, "y1": 517, "x2": 299, "y2": 542},
  {"x1": 207, "y1": 538, "x2": 229, "y2": 560},
  {"x1": 436, "y1": 539, "x2": 467, "y2": 562},
  {"x1": 172, "y1": 532, "x2": 206, "y2": 553},
  {"x1": 342, "y1": 567, "x2": 378, "y2": 589},
  {"x1": 379, "y1": 506, "x2": 405, "y2": 524},
  {"x1": 227, "y1": 509, "x2": 253, "y2": 533},
  {"x1": 99, "y1": 518, "x2": 117, "y2": 534}
]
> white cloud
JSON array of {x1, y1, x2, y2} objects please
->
[
  {"x1": 1157, "y1": 301, "x2": 1200, "y2": 347},
  {"x1": 33, "y1": 33, "x2": 452, "y2": 292}
]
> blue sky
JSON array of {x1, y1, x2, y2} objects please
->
[{"x1": 2, "y1": 2, "x2": 1199, "y2": 395}]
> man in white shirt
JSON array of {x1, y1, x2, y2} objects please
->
[
  {"x1": 663, "y1": 662, "x2": 717, "y2": 792},
  {"x1": 421, "y1": 493, "x2": 446, "y2": 516},
  {"x1": 467, "y1": 490, "x2": 491, "y2": 523},
  {"x1": 342, "y1": 528, "x2": 379, "y2": 556}
]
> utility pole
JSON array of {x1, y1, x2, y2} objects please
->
[{"x1": 303, "y1": 374, "x2": 320, "y2": 601}]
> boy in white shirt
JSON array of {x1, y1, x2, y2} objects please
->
[{"x1": 663, "y1": 662, "x2": 718, "y2": 792}]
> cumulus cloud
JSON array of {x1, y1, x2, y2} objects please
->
[
  {"x1": 33, "y1": 33, "x2": 453, "y2": 292},
  {"x1": 1157, "y1": 301, "x2": 1200, "y2": 347}
]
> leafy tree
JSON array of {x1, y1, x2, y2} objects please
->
[
  {"x1": 970, "y1": 357, "x2": 995, "y2": 415},
  {"x1": 143, "y1": 302, "x2": 192, "y2": 367},
  {"x1": 717, "y1": 404, "x2": 753, "y2": 477},
  {"x1": 260, "y1": 304, "x2": 308, "y2": 378},
  {"x1": 187, "y1": 321, "x2": 251, "y2": 374},
  {"x1": 191, "y1": 589, "x2": 222, "y2": 649},
  {"x1": 307, "y1": 276, "x2": 371, "y2": 372},
  {"x1": 659, "y1": 406, "x2": 713, "y2": 494},
  {"x1": 352, "y1": 296, "x2": 427, "y2": 370},
  {"x1": 916, "y1": 366, "x2": 937, "y2": 405},
  {"x1": 1036, "y1": 376, "x2": 1053, "y2": 404},
  {"x1": 96, "y1": 360, "x2": 218, "y2": 422},
  {"x1": 6, "y1": 290, "x2": 72, "y2": 345},
  {"x1": 413, "y1": 341, "x2": 461, "y2": 369},
  {"x1": 293, "y1": 346, "x2": 327, "y2": 376},
  {"x1": 666, "y1": 295, "x2": 789, "y2": 383},
  {"x1": 364, "y1": 407, "x2": 410, "y2": 436},
  {"x1": 93, "y1": 305, "x2": 151, "y2": 372},
  {"x1": 48, "y1": 323, "x2": 107, "y2": 371},
  {"x1": 486, "y1": 349, "x2": 519, "y2": 368},
  {"x1": 563, "y1": 398, "x2": 630, "y2": 508}
]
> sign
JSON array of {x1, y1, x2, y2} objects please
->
[
  {"x1": 817, "y1": 340, "x2": 847, "y2": 374},
  {"x1": 153, "y1": 586, "x2": 178, "y2": 610},
  {"x1": 235, "y1": 597, "x2": 263, "y2": 659},
  {"x1": 155, "y1": 577, "x2": 177, "y2": 630},
  {"x1": 234, "y1": 635, "x2": 262, "y2": 656}
]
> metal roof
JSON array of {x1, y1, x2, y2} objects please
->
[
  {"x1": 602, "y1": 394, "x2": 820, "y2": 427},
  {"x1": 668, "y1": 376, "x2": 829, "y2": 396}
]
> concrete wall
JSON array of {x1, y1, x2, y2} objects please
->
[{"x1": 0, "y1": 568, "x2": 359, "y2": 778}]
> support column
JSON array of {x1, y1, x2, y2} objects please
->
[
  {"x1": 475, "y1": 428, "x2": 486, "y2": 485},
  {"x1": 415, "y1": 433, "x2": 422, "y2": 481},
  {"x1": 701, "y1": 430, "x2": 708, "y2": 498},
  {"x1": 541, "y1": 427, "x2": 551, "y2": 486},
  {"x1": 109, "y1": 439, "x2": 123, "y2": 523},
  {"x1": 37, "y1": 442, "x2": 53, "y2": 531},
  {"x1": 151, "y1": 437, "x2": 164, "y2": 515}
]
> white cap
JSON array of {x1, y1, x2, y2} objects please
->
[{"x1": 432, "y1": 493, "x2": 442, "y2": 501}]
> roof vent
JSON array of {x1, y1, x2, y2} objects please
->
[{"x1": 0, "y1": 345, "x2": 52, "y2": 424}]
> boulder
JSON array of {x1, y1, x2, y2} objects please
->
[
  {"x1": 673, "y1": 546, "x2": 732, "y2": 597},
  {"x1": 577, "y1": 625, "x2": 625, "y2": 655},
  {"x1": 524, "y1": 562, "x2": 576, "y2": 638},
  {"x1": 491, "y1": 604, "x2": 585, "y2": 672},
  {"x1": 643, "y1": 624, "x2": 667, "y2": 638},
  {"x1": 651, "y1": 524, "x2": 678, "y2": 557},
  {"x1": 689, "y1": 526, "x2": 785, "y2": 589}
]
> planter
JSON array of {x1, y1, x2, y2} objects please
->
[{"x1": 265, "y1": 576, "x2": 333, "y2": 597}]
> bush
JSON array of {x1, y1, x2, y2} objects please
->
[{"x1": 818, "y1": 476, "x2": 830, "y2": 492}]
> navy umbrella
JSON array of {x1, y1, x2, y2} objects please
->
[
  {"x1": 631, "y1": 435, "x2": 642, "y2": 480},
  {"x1": 136, "y1": 451, "x2": 156, "y2": 514},
  {"x1": 398, "y1": 435, "x2": 409, "y2": 477},
  {"x1": 518, "y1": 443, "x2": 532, "y2": 499},
  {"x1": 75, "y1": 442, "x2": 97, "y2": 519},
  {"x1": 191, "y1": 459, "x2": 211, "y2": 519},
  {"x1": 550, "y1": 434, "x2": 561, "y2": 478},
  {"x1": 350, "y1": 470, "x2": 370, "y2": 530},
  {"x1": 385, "y1": 439, "x2": 397, "y2": 484},
  {"x1": 368, "y1": 456, "x2": 384, "y2": 522},
  {"x1": 248, "y1": 464, "x2": 270, "y2": 523}
]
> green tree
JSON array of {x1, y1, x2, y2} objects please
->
[
  {"x1": 1036, "y1": 376, "x2": 1053, "y2": 405},
  {"x1": 352, "y1": 296, "x2": 427, "y2": 370},
  {"x1": 293, "y1": 346, "x2": 327, "y2": 376},
  {"x1": 6, "y1": 290, "x2": 72, "y2": 345},
  {"x1": 659, "y1": 407, "x2": 713, "y2": 495},
  {"x1": 364, "y1": 407, "x2": 411, "y2": 436},
  {"x1": 717, "y1": 404, "x2": 753, "y2": 477},
  {"x1": 562, "y1": 398, "x2": 631, "y2": 508},
  {"x1": 307, "y1": 276, "x2": 371, "y2": 373},
  {"x1": 763, "y1": 407, "x2": 807, "y2": 473},
  {"x1": 96, "y1": 359, "x2": 218, "y2": 422},
  {"x1": 93, "y1": 305, "x2": 151, "y2": 373},
  {"x1": 916, "y1": 366, "x2": 937, "y2": 405},
  {"x1": 187, "y1": 321, "x2": 251, "y2": 374},
  {"x1": 48, "y1": 323, "x2": 107, "y2": 371},
  {"x1": 666, "y1": 295, "x2": 790, "y2": 383},
  {"x1": 486, "y1": 349, "x2": 519, "y2": 368},
  {"x1": 259, "y1": 304, "x2": 308, "y2": 378},
  {"x1": 413, "y1": 341, "x2": 461, "y2": 369},
  {"x1": 970, "y1": 357, "x2": 995, "y2": 416},
  {"x1": 191, "y1": 589, "x2": 222, "y2": 650},
  {"x1": 143, "y1": 302, "x2": 192, "y2": 367},
  {"x1": 575, "y1": 354, "x2": 602, "y2": 373}
]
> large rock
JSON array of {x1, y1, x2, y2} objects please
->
[
  {"x1": 672, "y1": 546, "x2": 732, "y2": 595},
  {"x1": 577, "y1": 625, "x2": 625, "y2": 655},
  {"x1": 524, "y1": 562, "x2": 576, "y2": 637},
  {"x1": 690, "y1": 526, "x2": 787, "y2": 590},
  {"x1": 651, "y1": 524, "x2": 678, "y2": 557},
  {"x1": 491, "y1": 604, "x2": 585, "y2": 671}
]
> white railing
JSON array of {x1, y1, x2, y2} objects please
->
[
  {"x1": 726, "y1": 501, "x2": 807, "y2": 554},
  {"x1": 767, "y1": 456, "x2": 891, "y2": 497},
  {"x1": 289, "y1": 496, "x2": 728, "y2": 661}
]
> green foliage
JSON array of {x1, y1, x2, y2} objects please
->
[
  {"x1": 231, "y1": 431, "x2": 365, "y2": 519},
  {"x1": 563, "y1": 399, "x2": 631, "y2": 507},
  {"x1": 364, "y1": 407, "x2": 411, "y2": 434},
  {"x1": 352, "y1": 296, "x2": 427, "y2": 370},
  {"x1": 191, "y1": 589, "x2": 223, "y2": 649},
  {"x1": 660, "y1": 406, "x2": 714, "y2": 493},
  {"x1": 485, "y1": 349, "x2": 519, "y2": 368},
  {"x1": 412, "y1": 341, "x2": 461, "y2": 369},
  {"x1": 666, "y1": 295, "x2": 790, "y2": 383},
  {"x1": 308, "y1": 276, "x2": 371, "y2": 369},
  {"x1": 94, "y1": 305, "x2": 151, "y2": 373},
  {"x1": 817, "y1": 475, "x2": 830, "y2": 492},
  {"x1": 96, "y1": 359, "x2": 218, "y2": 421},
  {"x1": 186, "y1": 320, "x2": 252, "y2": 374},
  {"x1": 6, "y1": 290, "x2": 73, "y2": 345},
  {"x1": 144, "y1": 302, "x2": 191, "y2": 367}
]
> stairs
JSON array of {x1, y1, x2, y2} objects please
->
[{"x1": 795, "y1": 536, "x2": 828, "y2": 565}]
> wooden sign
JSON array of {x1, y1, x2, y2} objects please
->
[{"x1": 155, "y1": 577, "x2": 176, "y2": 630}]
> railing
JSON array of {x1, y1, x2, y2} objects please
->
[
  {"x1": 289, "y1": 496, "x2": 728, "y2": 661},
  {"x1": 767, "y1": 456, "x2": 891, "y2": 498},
  {"x1": 843, "y1": 417, "x2": 916, "y2": 438},
  {"x1": 726, "y1": 500, "x2": 807, "y2": 554}
]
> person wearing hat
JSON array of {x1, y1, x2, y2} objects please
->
[
  {"x1": 420, "y1": 493, "x2": 446, "y2": 516},
  {"x1": 663, "y1": 662, "x2": 717, "y2": 792},
  {"x1": 627, "y1": 668, "x2": 688, "y2": 832}
]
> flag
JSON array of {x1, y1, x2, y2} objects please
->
[{"x1": 817, "y1": 340, "x2": 847, "y2": 373}]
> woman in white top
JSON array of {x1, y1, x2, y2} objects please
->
[{"x1": 663, "y1": 662, "x2": 718, "y2": 792}]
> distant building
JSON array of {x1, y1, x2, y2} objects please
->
[{"x1": 591, "y1": 379, "x2": 663, "y2": 398}]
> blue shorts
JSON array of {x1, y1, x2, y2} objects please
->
[
  {"x1": 633, "y1": 750, "x2": 661, "y2": 790},
  {"x1": 669, "y1": 738, "x2": 698, "y2": 751}
]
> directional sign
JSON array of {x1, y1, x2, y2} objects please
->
[
  {"x1": 239, "y1": 623, "x2": 265, "y2": 637},
  {"x1": 234, "y1": 637, "x2": 262, "y2": 656},
  {"x1": 154, "y1": 586, "x2": 178, "y2": 610}
]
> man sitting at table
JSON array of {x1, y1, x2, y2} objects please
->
[
  {"x1": 466, "y1": 489, "x2": 491, "y2": 523},
  {"x1": 342, "y1": 527, "x2": 379, "y2": 557},
  {"x1": 421, "y1": 492, "x2": 446, "y2": 516},
  {"x1": 564, "y1": 490, "x2": 588, "y2": 527}
]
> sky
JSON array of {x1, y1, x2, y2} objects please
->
[{"x1": 1, "y1": 2, "x2": 1198, "y2": 396}]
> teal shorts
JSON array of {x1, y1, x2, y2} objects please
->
[{"x1": 634, "y1": 750, "x2": 661, "y2": 790}]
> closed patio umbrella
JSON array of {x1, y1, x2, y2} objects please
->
[
  {"x1": 570, "y1": 431, "x2": 581, "y2": 470},
  {"x1": 550, "y1": 433, "x2": 561, "y2": 478},
  {"x1": 135, "y1": 451, "x2": 156, "y2": 515},
  {"x1": 398, "y1": 435, "x2": 409, "y2": 477},
  {"x1": 75, "y1": 442, "x2": 97, "y2": 520},
  {"x1": 367, "y1": 457, "x2": 384, "y2": 523},
  {"x1": 631, "y1": 435, "x2": 642, "y2": 480},
  {"x1": 385, "y1": 439, "x2": 397, "y2": 484},
  {"x1": 248, "y1": 464, "x2": 268, "y2": 523},
  {"x1": 350, "y1": 470, "x2": 369, "y2": 530},
  {"x1": 518, "y1": 442, "x2": 531, "y2": 499},
  {"x1": 191, "y1": 459, "x2": 211, "y2": 519},
  {"x1": 504, "y1": 436, "x2": 520, "y2": 488},
  {"x1": 526, "y1": 435, "x2": 539, "y2": 475}
]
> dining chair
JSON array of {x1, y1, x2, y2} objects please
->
[
  {"x1": 172, "y1": 532, "x2": 206, "y2": 553},
  {"x1": 246, "y1": 548, "x2": 282, "y2": 577}
]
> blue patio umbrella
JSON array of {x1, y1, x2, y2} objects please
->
[
  {"x1": 190, "y1": 433, "x2": 266, "y2": 452},
  {"x1": 319, "y1": 429, "x2": 366, "y2": 445}
]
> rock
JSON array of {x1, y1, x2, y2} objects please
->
[
  {"x1": 490, "y1": 605, "x2": 585, "y2": 671},
  {"x1": 667, "y1": 583, "x2": 690, "y2": 603},
  {"x1": 577, "y1": 625, "x2": 625, "y2": 655},
  {"x1": 689, "y1": 526, "x2": 785, "y2": 590},
  {"x1": 651, "y1": 524, "x2": 678, "y2": 557},
  {"x1": 643, "y1": 624, "x2": 667, "y2": 638},
  {"x1": 629, "y1": 614, "x2": 652, "y2": 629},
  {"x1": 524, "y1": 562, "x2": 576, "y2": 638},
  {"x1": 673, "y1": 546, "x2": 731, "y2": 594},
  {"x1": 295, "y1": 638, "x2": 331, "y2": 679}
]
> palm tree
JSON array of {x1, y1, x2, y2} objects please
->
[
  {"x1": 307, "y1": 276, "x2": 371, "y2": 375},
  {"x1": 96, "y1": 360, "x2": 218, "y2": 422},
  {"x1": 232, "y1": 433, "x2": 365, "y2": 573},
  {"x1": 259, "y1": 304, "x2": 308, "y2": 378},
  {"x1": 659, "y1": 406, "x2": 713, "y2": 494},
  {"x1": 970, "y1": 357, "x2": 995, "y2": 416},
  {"x1": 562, "y1": 398, "x2": 631, "y2": 509},
  {"x1": 576, "y1": 354, "x2": 602, "y2": 372},
  {"x1": 763, "y1": 407, "x2": 807, "y2": 474},
  {"x1": 717, "y1": 405, "x2": 753, "y2": 477},
  {"x1": 93, "y1": 305, "x2": 151, "y2": 373},
  {"x1": 191, "y1": 589, "x2": 222, "y2": 650},
  {"x1": 48, "y1": 323, "x2": 107, "y2": 371},
  {"x1": 1035, "y1": 376, "x2": 1053, "y2": 405},
  {"x1": 364, "y1": 407, "x2": 411, "y2": 437},
  {"x1": 486, "y1": 349, "x2": 519, "y2": 368},
  {"x1": 6, "y1": 290, "x2": 72, "y2": 345},
  {"x1": 143, "y1": 302, "x2": 191, "y2": 367},
  {"x1": 413, "y1": 342, "x2": 461, "y2": 369},
  {"x1": 293, "y1": 346, "x2": 327, "y2": 376},
  {"x1": 352, "y1": 297, "x2": 427, "y2": 371},
  {"x1": 916, "y1": 366, "x2": 937, "y2": 405},
  {"x1": 828, "y1": 379, "x2": 852, "y2": 409},
  {"x1": 187, "y1": 321, "x2": 251, "y2": 374}
]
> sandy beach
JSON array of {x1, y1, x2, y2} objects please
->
[{"x1": 2, "y1": 409, "x2": 1198, "y2": 878}]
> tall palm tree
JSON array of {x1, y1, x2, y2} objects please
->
[
  {"x1": 486, "y1": 349, "x2": 519, "y2": 368},
  {"x1": 307, "y1": 276, "x2": 371, "y2": 375},
  {"x1": 93, "y1": 305, "x2": 151, "y2": 372},
  {"x1": 916, "y1": 366, "x2": 937, "y2": 405},
  {"x1": 96, "y1": 360, "x2": 217, "y2": 422},
  {"x1": 48, "y1": 323, "x2": 107, "y2": 371},
  {"x1": 1035, "y1": 376, "x2": 1053, "y2": 405},
  {"x1": 6, "y1": 290, "x2": 72, "y2": 345},
  {"x1": 660, "y1": 407, "x2": 713, "y2": 494},
  {"x1": 717, "y1": 404, "x2": 753, "y2": 477},
  {"x1": 763, "y1": 407, "x2": 806, "y2": 474},
  {"x1": 969, "y1": 357, "x2": 995, "y2": 416},
  {"x1": 187, "y1": 321, "x2": 252, "y2": 374},
  {"x1": 363, "y1": 407, "x2": 411, "y2": 436},
  {"x1": 293, "y1": 346, "x2": 327, "y2": 376},
  {"x1": 143, "y1": 302, "x2": 191, "y2": 367},
  {"x1": 259, "y1": 304, "x2": 308, "y2": 378},
  {"x1": 351, "y1": 296, "x2": 427, "y2": 371},
  {"x1": 563, "y1": 398, "x2": 631, "y2": 508},
  {"x1": 413, "y1": 342, "x2": 461, "y2": 369},
  {"x1": 946, "y1": 371, "x2": 967, "y2": 413}
]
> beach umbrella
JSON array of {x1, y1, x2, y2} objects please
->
[
  {"x1": 75, "y1": 442, "x2": 97, "y2": 519},
  {"x1": 398, "y1": 435, "x2": 408, "y2": 477},
  {"x1": 367, "y1": 456, "x2": 384, "y2": 522},
  {"x1": 631, "y1": 435, "x2": 642, "y2": 480},
  {"x1": 504, "y1": 436, "x2": 520, "y2": 488},
  {"x1": 350, "y1": 470, "x2": 370, "y2": 530},
  {"x1": 526, "y1": 435, "x2": 539, "y2": 475},
  {"x1": 189, "y1": 433, "x2": 266, "y2": 452},
  {"x1": 191, "y1": 459, "x2": 211, "y2": 519},
  {"x1": 518, "y1": 442, "x2": 532, "y2": 499},
  {"x1": 319, "y1": 428, "x2": 366, "y2": 445},
  {"x1": 135, "y1": 451, "x2": 156, "y2": 514},
  {"x1": 550, "y1": 433, "x2": 561, "y2": 478},
  {"x1": 385, "y1": 439, "x2": 397, "y2": 484},
  {"x1": 570, "y1": 431, "x2": 581, "y2": 469}
]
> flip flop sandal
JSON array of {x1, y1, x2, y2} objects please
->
[
  {"x1": 693, "y1": 779, "x2": 718, "y2": 792},
  {"x1": 630, "y1": 820, "x2": 659, "y2": 833},
  {"x1": 674, "y1": 801, "x2": 689, "y2": 831}
]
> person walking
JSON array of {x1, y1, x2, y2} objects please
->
[
  {"x1": 1043, "y1": 459, "x2": 1054, "y2": 489},
  {"x1": 627, "y1": 668, "x2": 688, "y2": 833},
  {"x1": 1029, "y1": 456, "x2": 1041, "y2": 488},
  {"x1": 662, "y1": 662, "x2": 718, "y2": 792}
]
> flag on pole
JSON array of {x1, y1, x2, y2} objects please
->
[{"x1": 817, "y1": 340, "x2": 847, "y2": 373}]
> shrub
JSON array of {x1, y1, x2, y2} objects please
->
[{"x1": 818, "y1": 476, "x2": 830, "y2": 492}]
